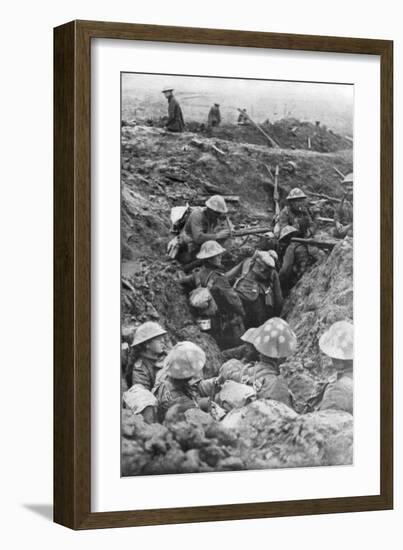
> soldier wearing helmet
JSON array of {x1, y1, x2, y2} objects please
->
[
  {"x1": 333, "y1": 172, "x2": 353, "y2": 239},
  {"x1": 180, "y1": 240, "x2": 245, "y2": 348},
  {"x1": 278, "y1": 225, "x2": 325, "y2": 296},
  {"x1": 207, "y1": 103, "x2": 221, "y2": 128},
  {"x1": 317, "y1": 321, "x2": 354, "y2": 414},
  {"x1": 178, "y1": 194, "x2": 233, "y2": 266},
  {"x1": 153, "y1": 342, "x2": 223, "y2": 420},
  {"x1": 241, "y1": 317, "x2": 296, "y2": 408},
  {"x1": 276, "y1": 187, "x2": 317, "y2": 239},
  {"x1": 162, "y1": 86, "x2": 185, "y2": 132},
  {"x1": 226, "y1": 250, "x2": 283, "y2": 328},
  {"x1": 127, "y1": 321, "x2": 168, "y2": 391},
  {"x1": 121, "y1": 321, "x2": 168, "y2": 423}
]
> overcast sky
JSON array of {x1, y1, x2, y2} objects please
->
[{"x1": 122, "y1": 72, "x2": 353, "y2": 132}]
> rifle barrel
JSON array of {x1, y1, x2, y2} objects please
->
[
  {"x1": 233, "y1": 226, "x2": 272, "y2": 237},
  {"x1": 291, "y1": 237, "x2": 336, "y2": 249}
]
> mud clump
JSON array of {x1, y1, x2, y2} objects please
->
[
  {"x1": 222, "y1": 400, "x2": 352, "y2": 469},
  {"x1": 121, "y1": 408, "x2": 244, "y2": 475}
]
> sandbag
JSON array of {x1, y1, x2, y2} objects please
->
[
  {"x1": 123, "y1": 384, "x2": 158, "y2": 414},
  {"x1": 218, "y1": 380, "x2": 256, "y2": 410},
  {"x1": 189, "y1": 286, "x2": 218, "y2": 315}
]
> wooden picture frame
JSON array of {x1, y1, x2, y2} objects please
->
[{"x1": 54, "y1": 20, "x2": 393, "y2": 530}]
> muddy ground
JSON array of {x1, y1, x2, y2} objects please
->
[{"x1": 121, "y1": 121, "x2": 353, "y2": 475}]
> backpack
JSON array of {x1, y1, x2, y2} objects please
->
[
  {"x1": 189, "y1": 270, "x2": 218, "y2": 316},
  {"x1": 233, "y1": 258, "x2": 262, "y2": 303},
  {"x1": 170, "y1": 204, "x2": 192, "y2": 234}
]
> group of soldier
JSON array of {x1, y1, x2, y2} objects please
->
[
  {"x1": 122, "y1": 87, "x2": 354, "y2": 430},
  {"x1": 123, "y1": 317, "x2": 353, "y2": 425},
  {"x1": 162, "y1": 85, "x2": 223, "y2": 131}
]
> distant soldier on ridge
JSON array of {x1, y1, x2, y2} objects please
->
[
  {"x1": 207, "y1": 103, "x2": 222, "y2": 127},
  {"x1": 162, "y1": 85, "x2": 185, "y2": 133}
]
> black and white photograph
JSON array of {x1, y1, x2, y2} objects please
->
[{"x1": 120, "y1": 72, "x2": 354, "y2": 477}]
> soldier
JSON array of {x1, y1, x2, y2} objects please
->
[
  {"x1": 317, "y1": 320, "x2": 353, "y2": 414},
  {"x1": 178, "y1": 195, "x2": 232, "y2": 266},
  {"x1": 207, "y1": 103, "x2": 221, "y2": 127},
  {"x1": 243, "y1": 317, "x2": 297, "y2": 408},
  {"x1": 334, "y1": 172, "x2": 353, "y2": 238},
  {"x1": 180, "y1": 240, "x2": 245, "y2": 348},
  {"x1": 126, "y1": 321, "x2": 167, "y2": 390},
  {"x1": 162, "y1": 86, "x2": 185, "y2": 133},
  {"x1": 237, "y1": 108, "x2": 248, "y2": 125},
  {"x1": 121, "y1": 321, "x2": 168, "y2": 424},
  {"x1": 278, "y1": 225, "x2": 325, "y2": 295},
  {"x1": 276, "y1": 187, "x2": 317, "y2": 238},
  {"x1": 226, "y1": 250, "x2": 283, "y2": 328},
  {"x1": 154, "y1": 342, "x2": 222, "y2": 420}
]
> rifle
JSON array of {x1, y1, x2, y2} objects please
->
[
  {"x1": 232, "y1": 226, "x2": 273, "y2": 237},
  {"x1": 291, "y1": 237, "x2": 337, "y2": 251},
  {"x1": 317, "y1": 216, "x2": 334, "y2": 224},
  {"x1": 273, "y1": 164, "x2": 280, "y2": 217},
  {"x1": 308, "y1": 191, "x2": 341, "y2": 203}
]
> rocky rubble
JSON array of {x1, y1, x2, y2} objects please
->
[{"x1": 122, "y1": 399, "x2": 353, "y2": 476}]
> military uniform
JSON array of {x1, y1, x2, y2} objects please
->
[
  {"x1": 154, "y1": 376, "x2": 219, "y2": 420},
  {"x1": 179, "y1": 207, "x2": 223, "y2": 263},
  {"x1": 207, "y1": 105, "x2": 221, "y2": 127},
  {"x1": 192, "y1": 265, "x2": 245, "y2": 317},
  {"x1": 277, "y1": 204, "x2": 315, "y2": 238},
  {"x1": 129, "y1": 353, "x2": 164, "y2": 391},
  {"x1": 166, "y1": 96, "x2": 185, "y2": 132},
  {"x1": 279, "y1": 241, "x2": 325, "y2": 294},
  {"x1": 318, "y1": 371, "x2": 353, "y2": 414},
  {"x1": 242, "y1": 360, "x2": 292, "y2": 407},
  {"x1": 229, "y1": 256, "x2": 283, "y2": 328},
  {"x1": 333, "y1": 196, "x2": 353, "y2": 238}
]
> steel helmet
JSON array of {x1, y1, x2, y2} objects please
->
[
  {"x1": 161, "y1": 86, "x2": 174, "y2": 93},
  {"x1": 196, "y1": 240, "x2": 226, "y2": 259},
  {"x1": 268, "y1": 249, "x2": 278, "y2": 262},
  {"x1": 286, "y1": 188, "x2": 307, "y2": 200},
  {"x1": 279, "y1": 225, "x2": 299, "y2": 242},
  {"x1": 252, "y1": 317, "x2": 297, "y2": 358},
  {"x1": 130, "y1": 321, "x2": 167, "y2": 347},
  {"x1": 240, "y1": 327, "x2": 257, "y2": 344},
  {"x1": 319, "y1": 320, "x2": 353, "y2": 360},
  {"x1": 205, "y1": 195, "x2": 228, "y2": 214},
  {"x1": 255, "y1": 250, "x2": 276, "y2": 268},
  {"x1": 165, "y1": 341, "x2": 206, "y2": 379},
  {"x1": 342, "y1": 172, "x2": 353, "y2": 185}
]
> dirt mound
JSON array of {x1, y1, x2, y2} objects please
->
[
  {"x1": 222, "y1": 400, "x2": 353, "y2": 469},
  {"x1": 121, "y1": 124, "x2": 352, "y2": 262},
  {"x1": 201, "y1": 118, "x2": 352, "y2": 152},
  {"x1": 121, "y1": 408, "x2": 244, "y2": 475},
  {"x1": 282, "y1": 237, "x2": 353, "y2": 384},
  {"x1": 122, "y1": 399, "x2": 352, "y2": 475}
]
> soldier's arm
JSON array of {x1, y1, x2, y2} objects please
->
[
  {"x1": 131, "y1": 364, "x2": 152, "y2": 391},
  {"x1": 213, "y1": 276, "x2": 245, "y2": 317},
  {"x1": 225, "y1": 261, "x2": 244, "y2": 283},
  {"x1": 189, "y1": 211, "x2": 220, "y2": 244}
]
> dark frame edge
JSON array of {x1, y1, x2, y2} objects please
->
[
  {"x1": 54, "y1": 19, "x2": 393, "y2": 530},
  {"x1": 54, "y1": 20, "x2": 92, "y2": 530},
  {"x1": 54, "y1": 20, "x2": 77, "y2": 529}
]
